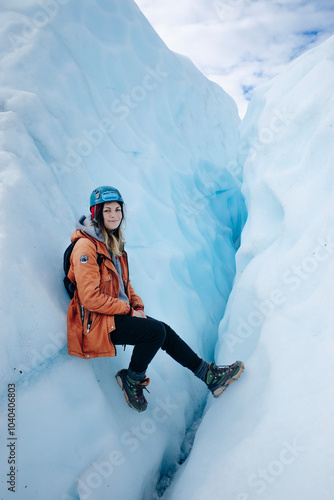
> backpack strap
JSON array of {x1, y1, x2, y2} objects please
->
[{"x1": 97, "y1": 253, "x2": 104, "y2": 267}]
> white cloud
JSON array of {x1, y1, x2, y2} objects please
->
[{"x1": 135, "y1": 0, "x2": 334, "y2": 116}]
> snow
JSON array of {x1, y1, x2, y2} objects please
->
[{"x1": 0, "y1": 1, "x2": 333, "y2": 499}]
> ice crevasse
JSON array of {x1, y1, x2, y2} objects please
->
[
  {"x1": 168, "y1": 34, "x2": 334, "y2": 500},
  {"x1": 0, "y1": 1, "x2": 245, "y2": 499},
  {"x1": 0, "y1": 0, "x2": 333, "y2": 499}
]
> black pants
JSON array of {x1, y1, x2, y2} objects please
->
[{"x1": 110, "y1": 315, "x2": 202, "y2": 375}]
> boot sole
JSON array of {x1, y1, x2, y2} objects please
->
[
  {"x1": 213, "y1": 362, "x2": 244, "y2": 398},
  {"x1": 115, "y1": 373, "x2": 147, "y2": 413}
]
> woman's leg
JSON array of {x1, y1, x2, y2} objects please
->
[
  {"x1": 111, "y1": 315, "x2": 166, "y2": 375},
  {"x1": 112, "y1": 315, "x2": 244, "y2": 412},
  {"x1": 160, "y1": 322, "x2": 202, "y2": 372},
  {"x1": 111, "y1": 315, "x2": 202, "y2": 376}
]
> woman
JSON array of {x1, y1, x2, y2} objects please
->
[{"x1": 67, "y1": 186, "x2": 244, "y2": 412}]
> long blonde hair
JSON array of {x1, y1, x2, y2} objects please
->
[{"x1": 94, "y1": 203, "x2": 125, "y2": 257}]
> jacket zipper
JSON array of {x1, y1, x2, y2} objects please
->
[
  {"x1": 79, "y1": 251, "x2": 129, "y2": 341},
  {"x1": 106, "y1": 251, "x2": 130, "y2": 297},
  {"x1": 86, "y1": 312, "x2": 92, "y2": 335},
  {"x1": 81, "y1": 306, "x2": 92, "y2": 335}
]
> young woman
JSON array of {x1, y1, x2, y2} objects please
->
[{"x1": 67, "y1": 186, "x2": 244, "y2": 412}]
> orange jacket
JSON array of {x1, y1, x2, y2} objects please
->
[{"x1": 67, "y1": 229, "x2": 144, "y2": 359}]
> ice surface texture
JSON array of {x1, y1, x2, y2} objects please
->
[
  {"x1": 0, "y1": 1, "x2": 245, "y2": 499},
  {"x1": 168, "y1": 35, "x2": 334, "y2": 500}
]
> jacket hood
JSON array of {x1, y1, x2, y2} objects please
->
[{"x1": 75, "y1": 215, "x2": 105, "y2": 243}]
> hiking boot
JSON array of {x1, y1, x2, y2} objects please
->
[
  {"x1": 206, "y1": 361, "x2": 244, "y2": 398},
  {"x1": 115, "y1": 369, "x2": 150, "y2": 412}
]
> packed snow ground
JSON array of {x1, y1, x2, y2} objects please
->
[
  {"x1": 0, "y1": 1, "x2": 333, "y2": 500},
  {"x1": 0, "y1": 1, "x2": 245, "y2": 499}
]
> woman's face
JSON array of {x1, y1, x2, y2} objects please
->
[{"x1": 102, "y1": 202, "x2": 123, "y2": 231}]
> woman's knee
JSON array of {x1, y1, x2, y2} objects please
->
[
  {"x1": 148, "y1": 319, "x2": 166, "y2": 346},
  {"x1": 160, "y1": 322, "x2": 180, "y2": 351}
]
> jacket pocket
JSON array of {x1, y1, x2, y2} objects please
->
[
  {"x1": 86, "y1": 311, "x2": 93, "y2": 335},
  {"x1": 82, "y1": 310, "x2": 105, "y2": 354},
  {"x1": 81, "y1": 307, "x2": 96, "y2": 335}
]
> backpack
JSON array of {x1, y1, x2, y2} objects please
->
[{"x1": 63, "y1": 239, "x2": 104, "y2": 299}]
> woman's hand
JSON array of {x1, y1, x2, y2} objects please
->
[{"x1": 132, "y1": 309, "x2": 147, "y2": 318}]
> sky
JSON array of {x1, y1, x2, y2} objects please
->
[{"x1": 135, "y1": 0, "x2": 334, "y2": 117}]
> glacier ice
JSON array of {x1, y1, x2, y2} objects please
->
[
  {"x1": 0, "y1": 1, "x2": 245, "y2": 499},
  {"x1": 1, "y1": 1, "x2": 333, "y2": 499},
  {"x1": 167, "y1": 34, "x2": 334, "y2": 500}
]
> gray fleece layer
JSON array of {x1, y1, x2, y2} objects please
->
[
  {"x1": 76, "y1": 214, "x2": 105, "y2": 241},
  {"x1": 75, "y1": 215, "x2": 129, "y2": 304}
]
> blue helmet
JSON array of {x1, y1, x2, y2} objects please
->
[{"x1": 90, "y1": 186, "x2": 124, "y2": 218}]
